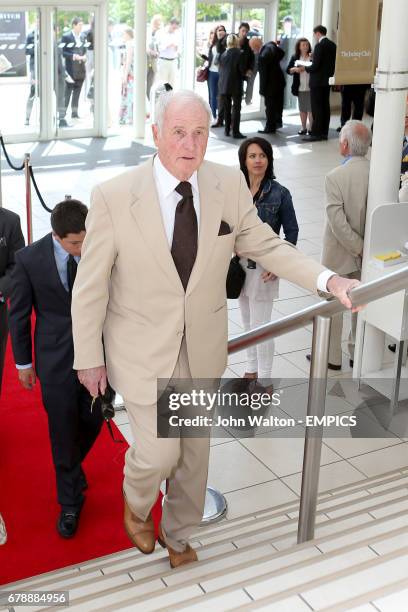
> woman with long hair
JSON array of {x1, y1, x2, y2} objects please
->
[
  {"x1": 287, "y1": 37, "x2": 313, "y2": 135},
  {"x1": 201, "y1": 24, "x2": 227, "y2": 122},
  {"x1": 237, "y1": 137, "x2": 298, "y2": 385}
]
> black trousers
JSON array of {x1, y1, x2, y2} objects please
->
[
  {"x1": 0, "y1": 304, "x2": 7, "y2": 396},
  {"x1": 63, "y1": 78, "x2": 84, "y2": 117},
  {"x1": 264, "y1": 90, "x2": 284, "y2": 132},
  {"x1": 310, "y1": 85, "x2": 331, "y2": 138},
  {"x1": 220, "y1": 93, "x2": 242, "y2": 135},
  {"x1": 41, "y1": 372, "x2": 103, "y2": 512},
  {"x1": 340, "y1": 84, "x2": 368, "y2": 126}
]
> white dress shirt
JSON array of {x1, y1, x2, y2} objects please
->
[
  {"x1": 157, "y1": 28, "x2": 180, "y2": 60},
  {"x1": 153, "y1": 156, "x2": 334, "y2": 291},
  {"x1": 153, "y1": 155, "x2": 200, "y2": 247}
]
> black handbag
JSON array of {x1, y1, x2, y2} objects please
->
[{"x1": 226, "y1": 255, "x2": 246, "y2": 299}]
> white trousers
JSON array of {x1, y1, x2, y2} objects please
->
[
  {"x1": 155, "y1": 58, "x2": 178, "y2": 88},
  {"x1": 239, "y1": 295, "x2": 275, "y2": 380}
]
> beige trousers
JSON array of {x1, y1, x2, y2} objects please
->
[
  {"x1": 123, "y1": 340, "x2": 210, "y2": 552},
  {"x1": 328, "y1": 270, "x2": 360, "y2": 366}
]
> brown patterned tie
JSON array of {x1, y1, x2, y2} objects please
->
[{"x1": 171, "y1": 181, "x2": 198, "y2": 290}]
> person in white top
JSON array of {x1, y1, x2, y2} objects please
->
[
  {"x1": 287, "y1": 37, "x2": 313, "y2": 135},
  {"x1": 155, "y1": 17, "x2": 180, "y2": 89}
]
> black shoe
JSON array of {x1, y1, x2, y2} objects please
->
[
  {"x1": 71, "y1": 113, "x2": 80, "y2": 119},
  {"x1": 336, "y1": 126, "x2": 342, "y2": 132},
  {"x1": 349, "y1": 359, "x2": 354, "y2": 367},
  {"x1": 25, "y1": 119, "x2": 30, "y2": 126},
  {"x1": 258, "y1": 129, "x2": 276, "y2": 134},
  {"x1": 212, "y1": 121, "x2": 223, "y2": 128},
  {"x1": 233, "y1": 132, "x2": 246, "y2": 139},
  {"x1": 58, "y1": 119, "x2": 71, "y2": 128},
  {"x1": 298, "y1": 129, "x2": 307, "y2": 135},
  {"x1": 306, "y1": 354, "x2": 341, "y2": 370},
  {"x1": 388, "y1": 344, "x2": 396, "y2": 353},
  {"x1": 224, "y1": 129, "x2": 230, "y2": 137},
  {"x1": 57, "y1": 510, "x2": 80, "y2": 538}
]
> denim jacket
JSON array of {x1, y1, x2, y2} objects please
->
[{"x1": 255, "y1": 179, "x2": 299, "y2": 245}]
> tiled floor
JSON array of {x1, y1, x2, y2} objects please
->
[{"x1": 2, "y1": 112, "x2": 407, "y2": 521}]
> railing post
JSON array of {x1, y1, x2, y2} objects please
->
[
  {"x1": 24, "y1": 153, "x2": 33, "y2": 245},
  {"x1": 297, "y1": 314, "x2": 331, "y2": 543}
]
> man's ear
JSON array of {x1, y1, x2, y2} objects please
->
[{"x1": 152, "y1": 124, "x2": 159, "y2": 147}]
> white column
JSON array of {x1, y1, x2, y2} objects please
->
[
  {"x1": 321, "y1": 0, "x2": 339, "y2": 41},
  {"x1": 354, "y1": 0, "x2": 408, "y2": 374},
  {"x1": 133, "y1": 0, "x2": 147, "y2": 139},
  {"x1": 180, "y1": 0, "x2": 197, "y2": 91},
  {"x1": 301, "y1": 0, "x2": 323, "y2": 38}
]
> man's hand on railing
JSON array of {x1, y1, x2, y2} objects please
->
[{"x1": 326, "y1": 275, "x2": 362, "y2": 313}]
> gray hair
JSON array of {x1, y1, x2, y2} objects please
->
[
  {"x1": 340, "y1": 120, "x2": 372, "y2": 156},
  {"x1": 227, "y1": 33, "x2": 239, "y2": 48},
  {"x1": 154, "y1": 89, "x2": 212, "y2": 134}
]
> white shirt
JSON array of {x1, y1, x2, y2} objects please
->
[
  {"x1": 153, "y1": 155, "x2": 200, "y2": 247},
  {"x1": 153, "y1": 155, "x2": 334, "y2": 292},
  {"x1": 157, "y1": 28, "x2": 180, "y2": 60}
]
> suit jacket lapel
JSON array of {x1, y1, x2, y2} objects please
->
[
  {"x1": 186, "y1": 162, "x2": 224, "y2": 296},
  {"x1": 130, "y1": 158, "x2": 184, "y2": 292}
]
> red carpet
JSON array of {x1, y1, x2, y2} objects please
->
[{"x1": 0, "y1": 335, "x2": 162, "y2": 585}]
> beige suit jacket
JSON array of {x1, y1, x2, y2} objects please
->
[
  {"x1": 321, "y1": 156, "x2": 369, "y2": 275},
  {"x1": 72, "y1": 157, "x2": 326, "y2": 404}
]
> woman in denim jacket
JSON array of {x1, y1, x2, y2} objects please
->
[{"x1": 237, "y1": 137, "x2": 299, "y2": 386}]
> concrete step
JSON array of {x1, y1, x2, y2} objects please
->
[{"x1": 8, "y1": 467, "x2": 408, "y2": 592}]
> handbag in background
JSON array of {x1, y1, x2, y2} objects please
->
[{"x1": 226, "y1": 256, "x2": 246, "y2": 299}]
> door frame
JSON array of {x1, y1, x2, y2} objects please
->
[{"x1": 0, "y1": 0, "x2": 107, "y2": 143}]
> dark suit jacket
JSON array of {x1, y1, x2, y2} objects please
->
[
  {"x1": 9, "y1": 233, "x2": 75, "y2": 384},
  {"x1": 258, "y1": 41, "x2": 285, "y2": 97},
  {"x1": 306, "y1": 37, "x2": 337, "y2": 88},
  {"x1": 0, "y1": 208, "x2": 25, "y2": 302},
  {"x1": 286, "y1": 55, "x2": 300, "y2": 96},
  {"x1": 61, "y1": 31, "x2": 86, "y2": 81},
  {"x1": 218, "y1": 48, "x2": 246, "y2": 97}
]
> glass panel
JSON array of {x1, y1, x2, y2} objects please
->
[
  {"x1": 277, "y1": 1, "x2": 303, "y2": 110},
  {"x1": 53, "y1": 8, "x2": 95, "y2": 133},
  {"x1": 0, "y1": 9, "x2": 40, "y2": 137}
]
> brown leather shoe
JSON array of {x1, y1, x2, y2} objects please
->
[
  {"x1": 158, "y1": 524, "x2": 198, "y2": 568},
  {"x1": 123, "y1": 495, "x2": 155, "y2": 554}
]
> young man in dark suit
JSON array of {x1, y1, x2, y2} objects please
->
[
  {"x1": 9, "y1": 199, "x2": 103, "y2": 538},
  {"x1": 0, "y1": 207, "x2": 24, "y2": 395},
  {"x1": 258, "y1": 39, "x2": 286, "y2": 134},
  {"x1": 302, "y1": 25, "x2": 337, "y2": 141},
  {"x1": 60, "y1": 16, "x2": 87, "y2": 123}
]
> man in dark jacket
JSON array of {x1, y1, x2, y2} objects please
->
[
  {"x1": 0, "y1": 207, "x2": 24, "y2": 395},
  {"x1": 218, "y1": 34, "x2": 247, "y2": 139},
  {"x1": 302, "y1": 25, "x2": 337, "y2": 141},
  {"x1": 25, "y1": 28, "x2": 38, "y2": 126},
  {"x1": 258, "y1": 40, "x2": 285, "y2": 133},
  {"x1": 60, "y1": 17, "x2": 87, "y2": 121},
  {"x1": 9, "y1": 199, "x2": 103, "y2": 538}
]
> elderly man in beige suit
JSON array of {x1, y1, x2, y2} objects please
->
[
  {"x1": 72, "y1": 90, "x2": 360, "y2": 568},
  {"x1": 318, "y1": 120, "x2": 371, "y2": 369}
]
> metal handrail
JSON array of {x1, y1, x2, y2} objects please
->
[
  {"x1": 227, "y1": 265, "x2": 408, "y2": 543},
  {"x1": 229, "y1": 266, "x2": 408, "y2": 355}
]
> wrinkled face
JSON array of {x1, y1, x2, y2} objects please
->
[
  {"x1": 152, "y1": 101, "x2": 209, "y2": 181},
  {"x1": 245, "y1": 143, "x2": 268, "y2": 178},
  {"x1": 299, "y1": 40, "x2": 309, "y2": 55},
  {"x1": 239, "y1": 26, "x2": 249, "y2": 39},
  {"x1": 54, "y1": 231, "x2": 86, "y2": 257}
]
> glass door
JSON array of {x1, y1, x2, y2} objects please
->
[
  {"x1": 233, "y1": 4, "x2": 267, "y2": 118},
  {"x1": 0, "y1": 7, "x2": 41, "y2": 139},
  {"x1": 53, "y1": 6, "x2": 96, "y2": 136}
]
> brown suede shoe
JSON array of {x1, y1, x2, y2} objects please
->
[
  {"x1": 123, "y1": 495, "x2": 155, "y2": 554},
  {"x1": 158, "y1": 524, "x2": 198, "y2": 569}
]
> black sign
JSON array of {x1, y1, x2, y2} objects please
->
[{"x1": 0, "y1": 12, "x2": 27, "y2": 77}]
